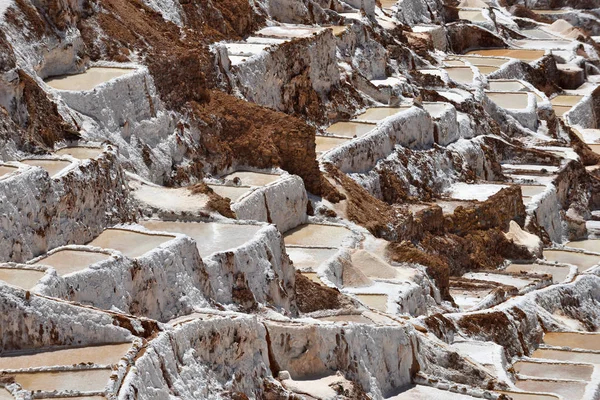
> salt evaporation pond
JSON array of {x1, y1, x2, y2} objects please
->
[
  {"x1": 566, "y1": 239, "x2": 600, "y2": 253},
  {"x1": 0, "y1": 268, "x2": 45, "y2": 289},
  {"x1": 450, "y1": 287, "x2": 492, "y2": 310},
  {"x1": 0, "y1": 165, "x2": 18, "y2": 178},
  {"x1": 255, "y1": 25, "x2": 323, "y2": 38},
  {"x1": 301, "y1": 272, "x2": 323, "y2": 285},
  {"x1": 497, "y1": 391, "x2": 559, "y2": 400},
  {"x1": 287, "y1": 247, "x2": 338, "y2": 270},
  {"x1": 355, "y1": 294, "x2": 388, "y2": 312},
  {"x1": 353, "y1": 107, "x2": 410, "y2": 122},
  {"x1": 551, "y1": 95, "x2": 583, "y2": 106},
  {"x1": 315, "y1": 136, "x2": 350, "y2": 153},
  {"x1": 21, "y1": 159, "x2": 72, "y2": 177},
  {"x1": 141, "y1": 220, "x2": 262, "y2": 258},
  {"x1": 515, "y1": 379, "x2": 586, "y2": 400},
  {"x1": 447, "y1": 182, "x2": 508, "y2": 201},
  {"x1": 533, "y1": 348, "x2": 600, "y2": 364},
  {"x1": 521, "y1": 185, "x2": 546, "y2": 197},
  {"x1": 12, "y1": 369, "x2": 112, "y2": 392},
  {"x1": 543, "y1": 250, "x2": 600, "y2": 271},
  {"x1": 461, "y1": 56, "x2": 508, "y2": 67},
  {"x1": 284, "y1": 224, "x2": 352, "y2": 248},
  {"x1": 0, "y1": 390, "x2": 12, "y2": 400},
  {"x1": 513, "y1": 360, "x2": 593, "y2": 380},
  {"x1": 55, "y1": 147, "x2": 103, "y2": 160},
  {"x1": 45, "y1": 67, "x2": 133, "y2": 91},
  {"x1": 326, "y1": 121, "x2": 376, "y2": 137},
  {"x1": 523, "y1": 29, "x2": 560, "y2": 39},
  {"x1": 552, "y1": 105, "x2": 572, "y2": 117},
  {"x1": 391, "y1": 385, "x2": 481, "y2": 399},
  {"x1": 208, "y1": 184, "x2": 252, "y2": 202},
  {"x1": 88, "y1": 229, "x2": 174, "y2": 258},
  {"x1": 489, "y1": 80, "x2": 527, "y2": 91},
  {"x1": 477, "y1": 65, "x2": 499, "y2": 75},
  {"x1": 0, "y1": 343, "x2": 131, "y2": 370},
  {"x1": 466, "y1": 49, "x2": 545, "y2": 62},
  {"x1": 458, "y1": 10, "x2": 486, "y2": 22},
  {"x1": 221, "y1": 171, "x2": 280, "y2": 186},
  {"x1": 505, "y1": 263, "x2": 571, "y2": 284},
  {"x1": 543, "y1": 332, "x2": 600, "y2": 351},
  {"x1": 463, "y1": 272, "x2": 533, "y2": 289},
  {"x1": 487, "y1": 92, "x2": 530, "y2": 109},
  {"x1": 423, "y1": 102, "x2": 451, "y2": 118},
  {"x1": 33, "y1": 249, "x2": 111, "y2": 275},
  {"x1": 445, "y1": 67, "x2": 474, "y2": 84}
]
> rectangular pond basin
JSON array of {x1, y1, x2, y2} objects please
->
[
  {"x1": 522, "y1": 29, "x2": 561, "y2": 39},
  {"x1": 445, "y1": 67, "x2": 474, "y2": 84},
  {"x1": 221, "y1": 171, "x2": 280, "y2": 187},
  {"x1": 33, "y1": 250, "x2": 111, "y2": 276},
  {"x1": 450, "y1": 287, "x2": 493, "y2": 310},
  {"x1": 489, "y1": 80, "x2": 527, "y2": 91},
  {"x1": 326, "y1": 121, "x2": 376, "y2": 137},
  {"x1": 543, "y1": 250, "x2": 600, "y2": 271},
  {"x1": 462, "y1": 56, "x2": 509, "y2": 67},
  {"x1": 477, "y1": 65, "x2": 500, "y2": 75},
  {"x1": 446, "y1": 182, "x2": 508, "y2": 201},
  {"x1": 445, "y1": 59, "x2": 466, "y2": 66},
  {"x1": 566, "y1": 240, "x2": 600, "y2": 253},
  {"x1": 208, "y1": 184, "x2": 252, "y2": 202},
  {"x1": 140, "y1": 220, "x2": 262, "y2": 258},
  {"x1": 45, "y1": 67, "x2": 133, "y2": 91},
  {"x1": 315, "y1": 136, "x2": 350, "y2": 153},
  {"x1": 12, "y1": 369, "x2": 112, "y2": 392},
  {"x1": 487, "y1": 92, "x2": 529, "y2": 109},
  {"x1": 284, "y1": 224, "x2": 352, "y2": 248},
  {"x1": 496, "y1": 391, "x2": 559, "y2": 400},
  {"x1": 88, "y1": 229, "x2": 174, "y2": 258},
  {"x1": 353, "y1": 108, "x2": 410, "y2": 122},
  {"x1": 355, "y1": 294, "x2": 388, "y2": 312},
  {"x1": 533, "y1": 348, "x2": 600, "y2": 365},
  {"x1": 543, "y1": 332, "x2": 600, "y2": 351},
  {"x1": 463, "y1": 272, "x2": 533, "y2": 290},
  {"x1": 551, "y1": 95, "x2": 583, "y2": 107},
  {"x1": 21, "y1": 159, "x2": 72, "y2": 177},
  {"x1": 0, "y1": 343, "x2": 132, "y2": 370},
  {"x1": 0, "y1": 268, "x2": 45, "y2": 289},
  {"x1": 255, "y1": 25, "x2": 323, "y2": 38},
  {"x1": 513, "y1": 360, "x2": 593, "y2": 380},
  {"x1": 552, "y1": 105, "x2": 572, "y2": 117},
  {"x1": 459, "y1": 10, "x2": 486, "y2": 22},
  {"x1": 423, "y1": 102, "x2": 451, "y2": 118},
  {"x1": 521, "y1": 185, "x2": 546, "y2": 198},
  {"x1": 55, "y1": 147, "x2": 103, "y2": 160},
  {"x1": 0, "y1": 165, "x2": 18, "y2": 178},
  {"x1": 0, "y1": 390, "x2": 12, "y2": 400},
  {"x1": 505, "y1": 263, "x2": 570, "y2": 284},
  {"x1": 287, "y1": 247, "x2": 338, "y2": 270},
  {"x1": 515, "y1": 379, "x2": 586, "y2": 400},
  {"x1": 391, "y1": 385, "x2": 481, "y2": 399},
  {"x1": 466, "y1": 49, "x2": 545, "y2": 62}
]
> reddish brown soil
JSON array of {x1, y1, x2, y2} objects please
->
[
  {"x1": 294, "y1": 272, "x2": 354, "y2": 313},
  {"x1": 190, "y1": 182, "x2": 236, "y2": 218}
]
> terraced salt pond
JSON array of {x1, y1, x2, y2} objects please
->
[
  {"x1": 0, "y1": 342, "x2": 132, "y2": 370},
  {"x1": 301, "y1": 272, "x2": 323, "y2": 285},
  {"x1": 0, "y1": 165, "x2": 18, "y2": 178},
  {"x1": 497, "y1": 391, "x2": 559, "y2": 400},
  {"x1": 463, "y1": 272, "x2": 533, "y2": 289},
  {"x1": 21, "y1": 159, "x2": 72, "y2": 177},
  {"x1": 505, "y1": 263, "x2": 571, "y2": 284},
  {"x1": 355, "y1": 294, "x2": 388, "y2": 312},
  {"x1": 208, "y1": 184, "x2": 252, "y2": 202},
  {"x1": 325, "y1": 121, "x2": 376, "y2": 137},
  {"x1": 489, "y1": 80, "x2": 527, "y2": 91},
  {"x1": 315, "y1": 136, "x2": 350, "y2": 153},
  {"x1": 533, "y1": 348, "x2": 600, "y2": 365},
  {"x1": 221, "y1": 171, "x2": 279, "y2": 186},
  {"x1": 45, "y1": 67, "x2": 133, "y2": 91},
  {"x1": 447, "y1": 182, "x2": 508, "y2": 201},
  {"x1": 553, "y1": 105, "x2": 572, "y2": 117},
  {"x1": 514, "y1": 379, "x2": 587, "y2": 400},
  {"x1": 141, "y1": 220, "x2": 262, "y2": 258},
  {"x1": 466, "y1": 49, "x2": 545, "y2": 62},
  {"x1": 287, "y1": 247, "x2": 338, "y2": 270},
  {"x1": 513, "y1": 360, "x2": 593, "y2": 380},
  {"x1": 284, "y1": 224, "x2": 353, "y2": 248},
  {"x1": 0, "y1": 267, "x2": 45, "y2": 289},
  {"x1": 422, "y1": 102, "x2": 452, "y2": 118},
  {"x1": 461, "y1": 56, "x2": 508, "y2": 67},
  {"x1": 255, "y1": 25, "x2": 324, "y2": 38},
  {"x1": 566, "y1": 239, "x2": 600, "y2": 253},
  {"x1": 353, "y1": 108, "x2": 409, "y2": 122},
  {"x1": 55, "y1": 146, "x2": 104, "y2": 160},
  {"x1": 12, "y1": 369, "x2": 112, "y2": 392},
  {"x1": 458, "y1": 10, "x2": 485, "y2": 22},
  {"x1": 88, "y1": 228, "x2": 174, "y2": 258},
  {"x1": 317, "y1": 314, "x2": 374, "y2": 324},
  {"x1": 543, "y1": 250, "x2": 600, "y2": 270},
  {"x1": 551, "y1": 95, "x2": 583, "y2": 107},
  {"x1": 33, "y1": 249, "x2": 111, "y2": 275},
  {"x1": 486, "y1": 92, "x2": 530, "y2": 109},
  {"x1": 543, "y1": 332, "x2": 600, "y2": 351},
  {"x1": 450, "y1": 287, "x2": 493, "y2": 310},
  {"x1": 444, "y1": 67, "x2": 475, "y2": 84}
]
